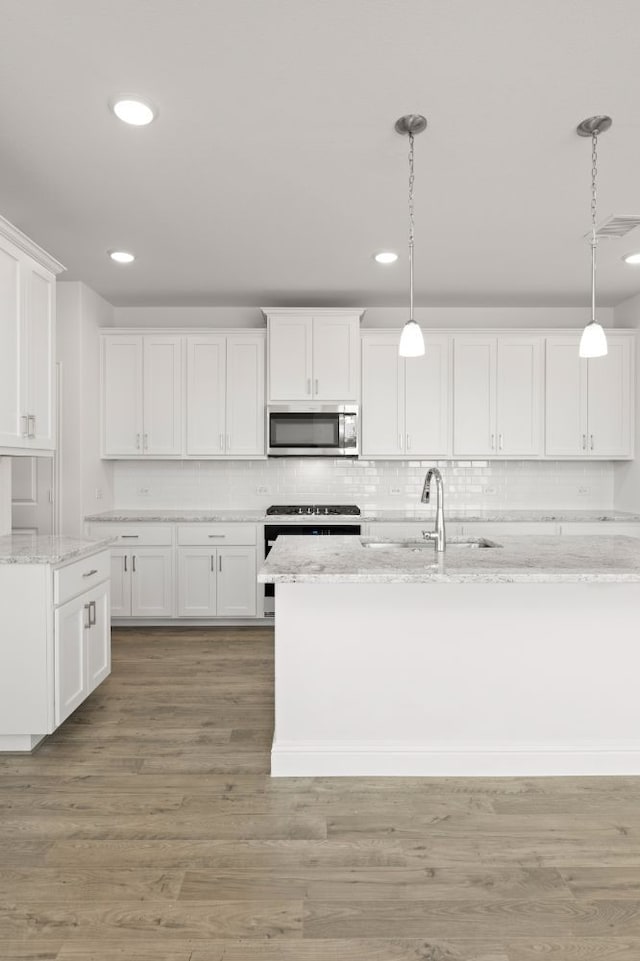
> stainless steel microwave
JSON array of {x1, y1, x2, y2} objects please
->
[{"x1": 267, "y1": 404, "x2": 359, "y2": 457}]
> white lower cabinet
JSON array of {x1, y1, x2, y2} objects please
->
[
  {"x1": 177, "y1": 549, "x2": 218, "y2": 616},
  {"x1": 177, "y1": 540, "x2": 257, "y2": 617},
  {"x1": 54, "y1": 579, "x2": 110, "y2": 726},
  {"x1": 0, "y1": 548, "x2": 111, "y2": 751},
  {"x1": 110, "y1": 548, "x2": 174, "y2": 617}
]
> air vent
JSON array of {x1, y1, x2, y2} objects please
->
[{"x1": 585, "y1": 215, "x2": 640, "y2": 240}]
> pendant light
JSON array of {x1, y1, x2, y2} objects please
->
[
  {"x1": 577, "y1": 115, "x2": 612, "y2": 358},
  {"x1": 396, "y1": 114, "x2": 427, "y2": 357}
]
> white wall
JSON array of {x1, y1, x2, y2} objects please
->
[
  {"x1": 113, "y1": 304, "x2": 614, "y2": 330},
  {"x1": 614, "y1": 291, "x2": 640, "y2": 511},
  {"x1": 57, "y1": 282, "x2": 114, "y2": 535}
]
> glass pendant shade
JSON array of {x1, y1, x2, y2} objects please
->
[
  {"x1": 398, "y1": 319, "x2": 425, "y2": 357},
  {"x1": 579, "y1": 320, "x2": 608, "y2": 358}
]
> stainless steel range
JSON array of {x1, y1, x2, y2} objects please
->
[{"x1": 263, "y1": 505, "x2": 361, "y2": 617}]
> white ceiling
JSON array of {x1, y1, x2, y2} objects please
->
[{"x1": 1, "y1": 0, "x2": 640, "y2": 309}]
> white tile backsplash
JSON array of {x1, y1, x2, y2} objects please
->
[{"x1": 112, "y1": 458, "x2": 614, "y2": 511}]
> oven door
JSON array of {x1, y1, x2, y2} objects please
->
[{"x1": 267, "y1": 405, "x2": 358, "y2": 456}]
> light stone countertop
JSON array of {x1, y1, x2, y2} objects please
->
[
  {"x1": 0, "y1": 534, "x2": 114, "y2": 565},
  {"x1": 258, "y1": 534, "x2": 640, "y2": 584},
  {"x1": 84, "y1": 508, "x2": 640, "y2": 524}
]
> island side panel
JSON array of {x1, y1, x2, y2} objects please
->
[{"x1": 271, "y1": 581, "x2": 640, "y2": 776}]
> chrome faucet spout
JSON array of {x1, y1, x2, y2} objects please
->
[{"x1": 421, "y1": 467, "x2": 446, "y2": 552}]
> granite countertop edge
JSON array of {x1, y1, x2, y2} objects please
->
[
  {"x1": 0, "y1": 536, "x2": 114, "y2": 565},
  {"x1": 84, "y1": 509, "x2": 640, "y2": 524}
]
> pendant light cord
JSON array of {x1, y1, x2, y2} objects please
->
[
  {"x1": 408, "y1": 130, "x2": 415, "y2": 321},
  {"x1": 590, "y1": 130, "x2": 598, "y2": 324}
]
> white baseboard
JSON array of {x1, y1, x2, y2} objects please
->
[
  {"x1": 0, "y1": 734, "x2": 45, "y2": 753},
  {"x1": 270, "y1": 740, "x2": 640, "y2": 777}
]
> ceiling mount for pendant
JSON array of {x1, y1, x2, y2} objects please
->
[
  {"x1": 576, "y1": 115, "x2": 612, "y2": 137},
  {"x1": 394, "y1": 114, "x2": 428, "y2": 137}
]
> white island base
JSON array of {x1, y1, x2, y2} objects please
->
[{"x1": 272, "y1": 581, "x2": 640, "y2": 777}]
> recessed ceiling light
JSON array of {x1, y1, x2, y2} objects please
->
[
  {"x1": 623, "y1": 252, "x2": 640, "y2": 265},
  {"x1": 110, "y1": 97, "x2": 156, "y2": 126},
  {"x1": 109, "y1": 250, "x2": 135, "y2": 264},
  {"x1": 374, "y1": 251, "x2": 398, "y2": 264}
]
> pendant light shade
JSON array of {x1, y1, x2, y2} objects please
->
[
  {"x1": 399, "y1": 318, "x2": 425, "y2": 356},
  {"x1": 579, "y1": 320, "x2": 608, "y2": 358},
  {"x1": 577, "y1": 115, "x2": 611, "y2": 359},
  {"x1": 395, "y1": 114, "x2": 427, "y2": 357}
]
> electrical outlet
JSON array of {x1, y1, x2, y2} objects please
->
[
  {"x1": 95, "y1": 488, "x2": 103, "y2": 500},
  {"x1": 390, "y1": 486, "x2": 401, "y2": 495},
  {"x1": 256, "y1": 486, "x2": 269, "y2": 495},
  {"x1": 578, "y1": 486, "x2": 590, "y2": 495},
  {"x1": 484, "y1": 486, "x2": 497, "y2": 495},
  {"x1": 138, "y1": 487, "x2": 151, "y2": 497}
]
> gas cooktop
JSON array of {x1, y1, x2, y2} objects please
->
[{"x1": 266, "y1": 504, "x2": 361, "y2": 516}]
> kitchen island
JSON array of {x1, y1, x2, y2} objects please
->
[{"x1": 259, "y1": 534, "x2": 640, "y2": 777}]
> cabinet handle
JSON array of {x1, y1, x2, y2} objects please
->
[
  {"x1": 398, "y1": 433, "x2": 403, "y2": 450},
  {"x1": 499, "y1": 433, "x2": 503, "y2": 451},
  {"x1": 82, "y1": 569, "x2": 98, "y2": 578},
  {"x1": 207, "y1": 533, "x2": 226, "y2": 538},
  {"x1": 143, "y1": 433, "x2": 148, "y2": 450},
  {"x1": 89, "y1": 600, "x2": 96, "y2": 626},
  {"x1": 28, "y1": 414, "x2": 36, "y2": 439},
  {"x1": 582, "y1": 433, "x2": 587, "y2": 450},
  {"x1": 590, "y1": 434, "x2": 594, "y2": 451},
  {"x1": 21, "y1": 415, "x2": 29, "y2": 437},
  {"x1": 406, "y1": 434, "x2": 411, "y2": 450},
  {"x1": 226, "y1": 434, "x2": 231, "y2": 450},
  {"x1": 211, "y1": 555, "x2": 214, "y2": 572},
  {"x1": 219, "y1": 433, "x2": 224, "y2": 450},
  {"x1": 307, "y1": 378, "x2": 311, "y2": 395},
  {"x1": 132, "y1": 555, "x2": 136, "y2": 573},
  {"x1": 219, "y1": 555, "x2": 222, "y2": 572},
  {"x1": 121, "y1": 535, "x2": 139, "y2": 539},
  {"x1": 84, "y1": 603, "x2": 91, "y2": 629},
  {"x1": 315, "y1": 378, "x2": 319, "y2": 395},
  {"x1": 491, "y1": 434, "x2": 495, "y2": 449},
  {"x1": 124, "y1": 555, "x2": 127, "y2": 573},
  {"x1": 136, "y1": 433, "x2": 141, "y2": 450}
]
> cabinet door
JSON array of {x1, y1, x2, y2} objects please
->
[
  {"x1": 0, "y1": 240, "x2": 24, "y2": 448},
  {"x1": 587, "y1": 338, "x2": 633, "y2": 457},
  {"x1": 186, "y1": 335, "x2": 226, "y2": 455},
  {"x1": 143, "y1": 335, "x2": 182, "y2": 455},
  {"x1": 86, "y1": 582, "x2": 111, "y2": 694},
  {"x1": 177, "y1": 548, "x2": 217, "y2": 616},
  {"x1": 404, "y1": 335, "x2": 450, "y2": 457},
  {"x1": 54, "y1": 594, "x2": 87, "y2": 725},
  {"x1": 545, "y1": 338, "x2": 587, "y2": 456},
  {"x1": 268, "y1": 316, "x2": 313, "y2": 401},
  {"x1": 24, "y1": 260, "x2": 55, "y2": 450},
  {"x1": 496, "y1": 338, "x2": 542, "y2": 456},
  {"x1": 217, "y1": 547, "x2": 257, "y2": 617},
  {"x1": 361, "y1": 335, "x2": 405, "y2": 457},
  {"x1": 453, "y1": 337, "x2": 497, "y2": 455},
  {"x1": 109, "y1": 550, "x2": 131, "y2": 617},
  {"x1": 102, "y1": 336, "x2": 143, "y2": 456},
  {"x1": 131, "y1": 548, "x2": 174, "y2": 617},
  {"x1": 226, "y1": 334, "x2": 265, "y2": 456},
  {"x1": 312, "y1": 315, "x2": 359, "y2": 401}
]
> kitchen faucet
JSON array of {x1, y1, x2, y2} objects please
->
[{"x1": 421, "y1": 467, "x2": 446, "y2": 552}]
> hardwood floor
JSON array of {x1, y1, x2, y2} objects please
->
[{"x1": 2, "y1": 627, "x2": 640, "y2": 960}]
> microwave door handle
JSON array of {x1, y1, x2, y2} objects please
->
[{"x1": 338, "y1": 413, "x2": 345, "y2": 450}]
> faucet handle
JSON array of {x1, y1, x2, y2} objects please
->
[{"x1": 422, "y1": 530, "x2": 436, "y2": 541}]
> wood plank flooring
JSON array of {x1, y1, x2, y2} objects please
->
[{"x1": 1, "y1": 627, "x2": 640, "y2": 960}]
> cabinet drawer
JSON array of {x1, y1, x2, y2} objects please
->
[
  {"x1": 54, "y1": 550, "x2": 110, "y2": 607},
  {"x1": 177, "y1": 524, "x2": 257, "y2": 546},
  {"x1": 86, "y1": 524, "x2": 173, "y2": 546}
]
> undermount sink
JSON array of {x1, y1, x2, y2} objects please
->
[{"x1": 362, "y1": 537, "x2": 502, "y2": 551}]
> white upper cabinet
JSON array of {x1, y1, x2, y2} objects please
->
[
  {"x1": 545, "y1": 333, "x2": 634, "y2": 458},
  {"x1": 361, "y1": 332, "x2": 450, "y2": 458},
  {"x1": 186, "y1": 332, "x2": 265, "y2": 458},
  {"x1": 101, "y1": 334, "x2": 182, "y2": 457},
  {"x1": 453, "y1": 335, "x2": 542, "y2": 457},
  {"x1": 266, "y1": 310, "x2": 361, "y2": 402},
  {"x1": 0, "y1": 217, "x2": 63, "y2": 453}
]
